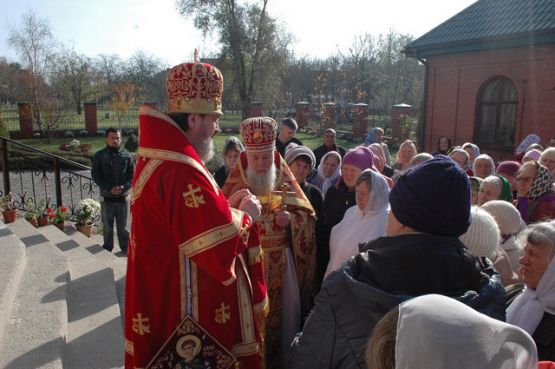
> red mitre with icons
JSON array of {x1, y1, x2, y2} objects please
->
[
  {"x1": 240, "y1": 117, "x2": 277, "y2": 152},
  {"x1": 166, "y1": 51, "x2": 223, "y2": 117}
]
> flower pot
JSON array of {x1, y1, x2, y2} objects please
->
[
  {"x1": 2, "y1": 210, "x2": 17, "y2": 224},
  {"x1": 27, "y1": 217, "x2": 38, "y2": 227},
  {"x1": 38, "y1": 215, "x2": 49, "y2": 227},
  {"x1": 76, "y1": 224, "x2": 93, "y2": 238},
  {"x1": 54, "y1": 221, "x2": 65, "y2": 231}
]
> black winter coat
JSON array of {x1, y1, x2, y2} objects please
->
[
  {"x1": 533, "y1": 312, "x2": 555, "y2": 361},
  {"x1": 289, "y1": 233, "x2": 506, "y2": 369}
]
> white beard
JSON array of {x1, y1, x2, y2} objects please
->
[
  {"x1": 193, "y1": 138, "x2": 214, "y2": 163},
  {"x1": 246, "y1": 164, "x2": 276, "y2": 195}
]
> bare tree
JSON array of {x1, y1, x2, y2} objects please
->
[
  {"x1": 53, "y1": 47, "x2": 93, "y2": 114},
  {"x1": 8, "y1": 10, "x2": 57, "y2": 133},
  {"x1": 177, "y1": 0, "x2": 291, "y2": 118}
]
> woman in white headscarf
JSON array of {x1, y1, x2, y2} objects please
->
[
  {"x1": 507, "y1": 221, "x2": 555, "y2": 361},
  {"x1": 324, "y1": 169, "x2": 389, "y2": 278},
  {"x1": 309, "y1": 151, "x2": 341, "y2": 196},
  {"x1": 366, "y1": 294, "x2": 538, "y2": 369}
]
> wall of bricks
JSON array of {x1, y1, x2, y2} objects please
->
[{"x1": 424, "y1": 44, "x2": 555, "y2": 161}]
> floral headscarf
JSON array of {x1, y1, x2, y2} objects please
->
[
  {"x1": 528, "y1": 162, "x2": 553, "y2": 200},
  {"x1": 368, "y1": 143, "x2": 386, "y2": 173},
  {"x1": 516, "y1": 134, "x2": 541, "y2": 154}
]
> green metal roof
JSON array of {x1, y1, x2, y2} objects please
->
[{"x1": 404, "y1": 0, "x2": 555, "y2": 58}]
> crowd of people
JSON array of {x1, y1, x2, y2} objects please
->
[{"x1": 122, "y1": 56, "x2": 555, "y2": 369}]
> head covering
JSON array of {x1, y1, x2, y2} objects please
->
[
  {"x1": 523, "y1": 149, "x2": 542, "y2": 162},
  {"x1": 449, "y1": 148, "x2": 470, "y2": 169},
  {"x1": 342, "y1": 146, "x2": 377, "y2": 172},
  {"x1": 481, "y1": 200, "x2": 523, "y2": 236},
  {"x1": 368, "y1": 143, "x2": 386, "y2": 172},
  {"x1": 496, "y1": 175, "x2": 513, "y2": 202},
  {"x1": 462, "y1": 142, "x2": 480, "y2": 161},
  {"x1": 517, "y1": 134, "x2": 541, "y2": 154},
  {"x1": 469, "y1": 176, "x2": 484, "y2": 194},
  {"x1": 527, "y1": 162, "x2": 553, "y2": 200},
  {"x1": 397, "y1": 294, "x2": 538, "y2": 369},
  {"x1": 436, "y1": 136, "x2": 452, "y2": 154},
  {"x1": 325, "y1": 169, "x2": 389, "y2": 278},
  {"x1": 459, "y1": 206, "x2": 500, "y2": 259},
  {"x1": 507, "y1": 222, "x2": 555, "y2": 336},
  {"x1": 473, "y1": 154, "x2": 496, "y2": 177},
  {"x1": 364, "y1": 127, "x2": 383, "y2": 145},
  {"x1": 317, "y1": 151, "x2": 342, "y2": 195},
  {"x1": 222, "y1": 136, "x2": 245, "y2": 154},
  {"x1": 497, "y1": 161, "x2": 521, "y2": 178},
  {"x1": 284, "y1": 143, "x2": 315, "y2": 170},
  {"x1": 239, "y1": 117, "x2": 277, "y2": 152},
  {"x1": 389, "y1": 155, "x2": 471, "y2": 237},
  {"x1": 410, "y1": 152, "x2": 433, "y2": 167},
  {"x1": 166, "y1": 55, "x2": 224, "y2": 117}
]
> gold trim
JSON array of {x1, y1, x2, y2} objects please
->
[
  {"x1": 222, "y1": 258, "x2": 237, "y2": 286},
  {"x1": 179, "y1": 252, "x2": 187, "y2": 319},
  {"x1": 231, "y1": 341, "x2": 260, "y2": 357},
  {"x1": 130, "y1": 159, "x2": 162, "y2": 204},
  {"x1": 253, "y1": 296, "x2": 269, "y2": 313},
  {"x1": 125, "y1": 338, "x2": 134, "y2": 355},
  {"x1": 140, "y1": 105, "x2": 181, "y2": 130},
  {"x1": 237, "y1": 264, "x2": 256, "y2": 344},
  {"x1": 179, "y1": 213, "x2": 243, "y2": 257},
  {"x1": 192, "y1": 261, "x2": 199, "y2": 320},
  {"x1": 138, "y1": 147, "x2": 219, "y2": 194},
  {"x1": 247, "y1": 246, "x2": 263, "y2": 265}
]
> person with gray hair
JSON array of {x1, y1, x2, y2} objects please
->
[
  {"x1": 507, "y1": 221, "x2": 555, "y2": 360},
  {"x1": 276, "y1": 117, "x2": 303, "y2": 157},
  {"x1": 409, "y1": 152, "x2": 433, "y2": 167}
]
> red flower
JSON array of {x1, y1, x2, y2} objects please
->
[
  {"x1": 48, "y1": 212, "x2": 55, "y2": 218},
  {"x1": 60, "y1": 206, "x2": 68, "y2": 213}
]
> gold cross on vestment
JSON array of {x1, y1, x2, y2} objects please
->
[
  {"x1": 183, "y1": 184, "x2": 205, "y2": 208},
  {"x1": 214, "y1": 302, "x2": 231, "y2": 324},
  {"x1": 132, "y1": 313, "x2": 151, "y2": 336}
]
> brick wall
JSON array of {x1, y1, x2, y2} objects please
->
[{"x1": 424, "y1": 44, "x2": 555, "y2": 161}]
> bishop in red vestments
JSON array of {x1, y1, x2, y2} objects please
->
[{"x1": 124, "y1": 60, "x2": 267, "y2": 369}]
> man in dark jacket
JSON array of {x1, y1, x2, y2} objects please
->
[
  {"x1": 275, "y1": 118, "x2": 303, "y2": 158},
  {"x1": 92, "y1": 127, "x2": 134, "y2": 253},
  {"x1": 312, "y1": 128, "x2": 346, "y2": 168},
  {"x1": 289, "y1": 155, "x2": 506, "y2": 369}
]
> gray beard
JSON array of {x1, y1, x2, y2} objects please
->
[
  {"x1": 193, "y1": 138, "x2": 214, "y2": 163},
  {"x1": 246, "y1": 165, "x2": 276, "y2": 195}
]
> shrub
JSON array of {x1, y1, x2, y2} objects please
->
[
  {"x1": 0, "y1": 116, "x2": 9, "y2": 138},
  {"x1": 96, "y1": 129, "x2": 106, "y2": 137},
  {"x1": 65, "y1": 131, "x2": 75, "y2": 138},
  {"x1": 124, "y1": 133, "x2": 138, "y2": 152},
  {"x1": 79, "y1": 130, "x2": 88, "y2": 137}
]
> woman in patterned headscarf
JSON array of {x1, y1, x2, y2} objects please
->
[{"x1": 515, "y1": 161, "x2": 555, "y2": 224}]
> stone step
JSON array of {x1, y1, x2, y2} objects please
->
[
  {"x1": 0, "y1": 219, "x2": 69, "y2": 369},
  {"x1": 37, "y1": 224, "x2": 124, "y2": 369},
  {"x1": 63, "y1": 224, "x2": 127, "y2": 318},
  {"x1": 0, "y1": 222, "x2": 26, "y2": 347}
]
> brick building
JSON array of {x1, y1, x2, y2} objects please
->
[{"x1": 404, "y1": 0, "x2": 555, "y2": 160}]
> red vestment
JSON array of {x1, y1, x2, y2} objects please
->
[
  {"x1": 124, "y1": 106, "x2": 267, "y2": 369},
  {"x1": 222, "y1": 152, "x2": 317, "y2": 369}
]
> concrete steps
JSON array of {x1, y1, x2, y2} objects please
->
[
  {"x1": 0, "y1": 219, "x2": 69, "y2": 369},
  {"x1": 0, "y1": 219, "x2": 126, "y2": 369}
]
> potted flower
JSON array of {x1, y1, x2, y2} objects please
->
[
  {"x1": 0, "y1": 193, "x2": 17, "y2": 224},
  {"x1": 75, "y1": 198, "x2": 100, "y2": 237},
  {"x1": 24, "y1": 198, "x2": 40, "y2": 227},
  {"x1": 37, "y1": 199, "x2": 50, "y2": 227},
  {"x1": 48, "y1": 205, "x2": 70, "y2": 231}
]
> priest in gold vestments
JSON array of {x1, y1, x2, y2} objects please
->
[{"x1": 222, "y1": 117, "x2": 317, "y2": 369}]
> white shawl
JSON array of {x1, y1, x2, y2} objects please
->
[
  {"x1": 507, "y1": 255, "x2": 555, "y2": 335},
  {"x1": 325, "y1": 170, "x2": 389, "y2": 278}
]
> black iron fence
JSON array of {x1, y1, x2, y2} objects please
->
[{"x1": 0, "y1": 136, "x2": 99, "y2": 221}]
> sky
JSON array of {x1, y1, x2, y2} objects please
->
[{"x1": 0, "y1": 0, "x2": 477, "y2": 66}]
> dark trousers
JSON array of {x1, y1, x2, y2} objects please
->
[{"x1": 101, "y1": 200, "x2": 129, "y2": 252}]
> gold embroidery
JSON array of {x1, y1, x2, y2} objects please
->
[
  {"x1": 132, "y1": 313, "x2": 151, "y2": 336},
  {"x1": 179, "y1": 213, "x2": 243, "y2": 257},
  {"x1": 125, "y1": 338, "x2": 134, "y2": 355},
  {"x1": 214, "y1": 302, "x2": 231, "y2": 324},
  {"x1": 182, "y1": 184, "x2": 205, "y2": 208},
  {"x1": 138, "y1": 147, "x2": 219, "y2": 194},
  {"x1": 231, "y1": 342, "x2": 260, "y2": 357},
  {"x1": 130, "y1": 159, "x2": 162, "y2": 204}
]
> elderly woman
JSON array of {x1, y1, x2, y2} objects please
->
[
  {"x1": 507, "y1": 221, "x2": 555, "y2": 360},
  {"x1": 410, "y1": 152, "x2": 433, "y2": 167},
  {"x1": 432, "y1": 135, "x2": 452, "y2": 156},
  {"x1": 367, "y1": 294, "x2": 538, "y2": 369},
  {"x1": 473, "y1": 154, "x2": 496, "y2": 179},
  {"x1": 478, "y1": 175, "x2": 513, "y2": 205},
  {"x1": 469, "y1": 176, "x2": 484, "y2": 205},
  {"x1": 364, "y1": 127, "x2": 391, "y2": 165},
  {"x1": 498, "y1": 160, "x2": 522, "y2": 199},
  {"x1": 325, "y1": 169, "x2": 390, "y2": 278},
  {"x1": 516, "y1": 161, "x2": 555, "y2": 224},
  {"x1": 392, "y1": 139, "x2": 417, "y2": 178},
  {"x1": 450, "y1": 147, "x2": 471, "y2": 173},
  {"x1": 540, "y1": 148, "x2": 555, "y2": 179},
  {"x1": 523, "y1": 149, "x2": 543, "y2": 163},
  {"x1": 368, "y1": 143, "x2": 395, "y2": 178},
  {"x1": 213, "y1": 136, "x2": 244, "y2": 188},
  {"x1": 309, "y1": 151, "x2": 342, "y2": 197},
  {"x1": 463, "y1": 142, "x2": 481, "y2": 163}
]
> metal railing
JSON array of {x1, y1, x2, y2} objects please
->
[{"x1": 0, "y1": 136, "x2": 98, "y2": 220}]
